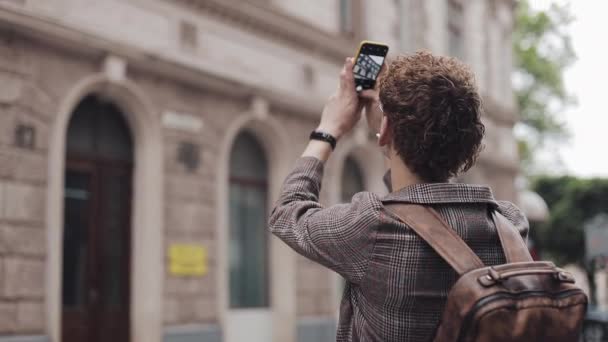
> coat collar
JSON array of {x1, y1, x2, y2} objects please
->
[{"x1": 382, "y1": 182, "x2": 498, "y2": 206}]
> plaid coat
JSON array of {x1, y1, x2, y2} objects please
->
[{"x1": 269, "y1": 157, "x2": 529, "y2": 341}]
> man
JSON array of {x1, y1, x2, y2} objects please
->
[{"x1": 269, "y1": 51, "x2": 528, "y2": 341}]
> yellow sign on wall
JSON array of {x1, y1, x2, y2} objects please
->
[{"x1": 169, "y1": 244, "x2": 208, "y2": 277}]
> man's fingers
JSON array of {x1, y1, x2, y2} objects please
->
[
  {"x1": 339, "y1": 57, "x2": 349, "y2": 88},
  {"x1": 378, "y1": 59, "x2": 389, "y2": 79},
  {"x1": 356, "y1": 102, "x2": 365, "y2": 114},
  {"x1": 379, "y1": 61, "x2": 389, "y2": 75},
  {"x1": 345, "y1": 57, "x2": 355, "y2": 81},
  {"x1": 339, "y1": 57, "x2": 356, "y2": 91},
  {"x1": 359, "y1": 89, "x2": 379, "y2": 102}
]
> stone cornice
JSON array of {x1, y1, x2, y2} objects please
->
[
  {"x1": 171, "y1": 0, "x2": 357, "y2": 61},
  {"x1": 0, "y1": 6, "x2": 323, "y2": 118},
  {"x1": 0, "y1": 4, "x2": 520, "y2": 126}
]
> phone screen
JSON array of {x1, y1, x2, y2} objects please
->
[{"x1": 353, "y1": 43, "x2": 388, "y2": 91}]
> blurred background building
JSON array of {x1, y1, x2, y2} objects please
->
[{"x1": 0, "y1": 0, "x2": 524, "y2": 342}]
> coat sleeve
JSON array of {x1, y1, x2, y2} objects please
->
[{"x1": 268, "y1": 157, "x2": 381, "y2": 284}]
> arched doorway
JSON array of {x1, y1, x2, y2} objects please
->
[
  {"x1": 226, "y1": 130, "x2": 271, "y2": 342},
  {"x1": 61, "y1": 95, "x2": 133, "y2": 342}
]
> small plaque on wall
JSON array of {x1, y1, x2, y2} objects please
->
[
  {"x1": 162, "y1": 110, "x2": 203, "y2": 132},
  {"x1": 169, "y1": 244, "x2": 208, "y2": 277}
]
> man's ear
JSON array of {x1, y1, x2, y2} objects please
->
[{"x1": 378, "y1": 116, "x2": 391, "y2": 146}]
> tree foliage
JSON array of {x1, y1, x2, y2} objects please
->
[
  {"x1": 513, "y1": 0, "x2": 576, "y2": 171},
  {"x1": 532, "y1": 176, "x2": 608, "y2": 266}
]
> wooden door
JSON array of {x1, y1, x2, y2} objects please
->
[
  {"x1": 62, "y1": 96, "x2": 133, "y2": 342},
  {"x1": 62, "y1": 162, "x2": 95, "y2": 342},
  {"x1": 62, "y1": 159, "x2": 132, "y2": 342}
]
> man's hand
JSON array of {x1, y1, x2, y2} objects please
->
[
  {"x1": 316, "y1": 57, "x2": 362, "y2": 140},
  {"x1": 359, "y1": 62, "x2": 388, "y2": 134}
]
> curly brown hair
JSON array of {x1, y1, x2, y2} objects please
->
[{"x1": 379, "y1": 51, "x2": 484, "y2": 182}]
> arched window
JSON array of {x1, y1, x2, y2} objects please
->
[
  {"x1": 228, "y1": 131, "x2": 269, "y2": 308},
  {"x1": 341, "y1": 155, "x2": 366, "y2": 202},
  {"x1": 62, "y1": 95, "x2": 133, "y2": 342}
]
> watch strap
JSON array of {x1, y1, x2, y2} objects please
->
[{"x1": 309, "y1": 131, "x2": 337, "y2": 150}]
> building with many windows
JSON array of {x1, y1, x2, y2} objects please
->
[{"x1": 0, "y1": 1, "x2": 520, "y2": 342}]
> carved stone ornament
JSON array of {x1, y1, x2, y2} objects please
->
[{"x1": 177, "y1": 141, "x2": 201, "y2": 172}]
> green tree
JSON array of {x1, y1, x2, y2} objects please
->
[
  {"x1": 532, "y1": 176, "x2": 608, "y2": 266},
  {"x1": 513, "y1": 0, "x2": 576, "y2": 172}
]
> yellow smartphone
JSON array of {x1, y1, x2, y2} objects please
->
[{"x1": 353, "y1": 40, "x2": 389, "y2": 92}]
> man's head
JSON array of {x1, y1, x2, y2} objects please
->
[{"x1": 378, "y1": 51, "x2": 484, "y2": 182}]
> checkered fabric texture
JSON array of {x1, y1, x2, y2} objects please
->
[{"x1": 269, "y1": 157, "x2": 529, "y2": 342}]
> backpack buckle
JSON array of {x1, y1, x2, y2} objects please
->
[
  {"x1": 555, "y1": 271, "x2": 576, "y2": 283},
  {"x1": 478, "y1": 268, "x2": 502, "y2": 287}
]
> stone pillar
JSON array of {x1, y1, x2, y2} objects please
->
[
  {"x1": 596, "y1": 270, "x2": 608, "y2": 311},
  {"x1": 463, "y1": 0, "x2": 488, "y2": 89},
  {"x1": 423, "y1": 0, "x2": 448, "y2": 54}
]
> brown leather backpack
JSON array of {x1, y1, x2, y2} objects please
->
[{"x1": 386, "y1": 204, "x2": 588, "y2": 342}]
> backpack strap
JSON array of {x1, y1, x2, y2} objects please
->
[
  {"x1": 385, "y1": 203, "x2": 484, "y2": 275},
  {"x1": 492, "y1": 211, "x2": 533, "y2": 263}
]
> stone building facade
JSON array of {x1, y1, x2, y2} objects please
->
[{"x1": 0, "y1": 0, "x2": 519, "y2": 342}]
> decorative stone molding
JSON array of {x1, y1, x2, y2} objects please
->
[
  {"x1": 482, "y1": 95, "x2": 518, "y2": 125},
  {"x1": 297, "y1": 318, "x2": 336, "y2": 342},
  {"x1": 0, "y1": 7, "x2": 323, "y2": 118},
  {"x1": 170, "y1": 0, "x2": 356, "y2": 61},
  {"x1": 0, "y1": 336, "x2": 48, "y2": 342},
  {"x1": 477, "y1": 152, "x2": 519, "y2": 174},
  {"x1": 250, "y1": 96, "x2": 269, "y2": 120},
  {"x1": 164, "y1": 324, "x2": 221, "y2": 342},
  {"x1": 103, "y1": 55, "x2": 127, "y2": 83}
]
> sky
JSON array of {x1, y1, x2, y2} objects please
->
[{"x1": 530, "y1": 1, "x2": 608, "y2": 177}]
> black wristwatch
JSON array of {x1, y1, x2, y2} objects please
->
[{"x1": 309, "y1": 130, "x2": 337, "y2": 150}]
